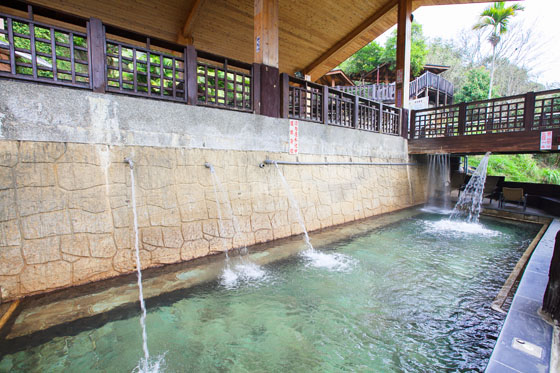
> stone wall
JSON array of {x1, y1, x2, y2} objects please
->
[
  {"x1": 0, "y1": 79, "x2": 428, "y2": 301},
  {"x1": 0, "y1": 141, "x2": 427, "y2": 301}
]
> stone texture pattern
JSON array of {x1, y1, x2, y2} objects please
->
[{"x1": 0, "y1": 141, "x2": 427, "y2": 301}]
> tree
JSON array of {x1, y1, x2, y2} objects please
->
[
  {"x1": 338, "y1": 41, "x2": 383, "y2": 81},
  {"x1": 453, "y1": 67, "x2": 493, "y2": 103},
  {"x1": 473, "y1": 1, "x2": 524, "y2": 99},
  {"x1": 338, "y1": 22, "x2": 428, "y2": 82},
  {"x1": 381, "y1": 22, "x2": 428, "y2": 77}
]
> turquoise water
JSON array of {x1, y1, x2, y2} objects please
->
[{"x1": 0, "y1": 212, "x2": 539, "y2": 372}]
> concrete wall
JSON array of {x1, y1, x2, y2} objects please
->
[{"x1": 0, "y1": 80, "x2": 427, "y2": 301}]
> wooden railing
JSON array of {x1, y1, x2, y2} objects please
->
[
  {"x1": 0, "y1": 12, "x2": 90, "y2": 88},
  {"x1": 337, "y1": 71, "x2": 454, "y2": 103},
  {"x1": 283, "y1": 75, "x2": 402, "y2": 136},
  {"x1": 0, "y1": 7, "x2": 405, "y2": 138},
  {"x1": 410, "y1": 89, "x2": 560, "y2": 139},
  {"x1": 0, "y1": 11, "x2": 253, "y2": 112}
]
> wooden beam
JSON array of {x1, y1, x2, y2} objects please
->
[
  {"x1": 177, "y1": 0, "x2": 205, "y2": 45},
  {"x1": 408, "y1": 129, "x2": 560, "y2": 155},
  {"x1": 394, "y1": 0, "x2": 411, "y2": 108},
  {"x1": 303, "y1": 0, "x2": 398, "y2": 81},
  {"x1": 254, "y1": 0, "x2": 279, "y2": 67}
]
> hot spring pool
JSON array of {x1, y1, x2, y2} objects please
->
[{"x1": 0, "y1": 210, "x2": 540, "y2": 372}]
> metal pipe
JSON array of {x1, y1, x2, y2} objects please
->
[
  {"x1": 262, "y1": 159, "x2": 416, "y2": 166},
  {"x1": 204, "y1": 162, "x2": 212, "y2": 169},
  {"x1": 124, "y1": 157, "x2": 134, "y2": 169}
]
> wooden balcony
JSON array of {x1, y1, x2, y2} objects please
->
[{"x1": 408, "y1": 91, "x2": 560, "y2": 154}]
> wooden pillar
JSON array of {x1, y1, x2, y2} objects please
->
[
  {"x1": 254, "y1": 0, "x2": 278, "y2": 68},
  {"x1": 394, "y1": 0, "x2": 411, "y2": 109},
  {"x1": 87, "y1": 17, "x2": 106, "y2": 93},
  {"x1": 254, "y1": 0, "x2": 280, "y2": 117},
  {"x1": 184, "y1": 45, "x2": 197, "y2": 105},
  {"x1": 523, "y1": 91, "x2": 536, "y2": 131}
]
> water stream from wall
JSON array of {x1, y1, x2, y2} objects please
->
[
  {"x1": 273, "y1": 162, "x2": 356, "y2": 271},
  {"x1": 207, "y1": 164, "x2": 268, "y2": 288},
  {"x1": 450, "y1": 152, "x2": 491, "y2": 223},
  {"x1": 126, "y1": 158, "x2": 163, "y2": 373},
  {"x1": 425, "y1": 154, "x2": 451, "y2": 212}
]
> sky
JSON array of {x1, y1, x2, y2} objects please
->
[{"x1": 377, "y1": 0, "x2": 560, "y2": 85}]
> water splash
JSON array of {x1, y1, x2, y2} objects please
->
[
  {"x1": 423, "y1": 220, "x2": 500, "y2": 237},
  {"x1": 273, "y1": 162, "x2": 356, "y2": 270},
  {"x1": 426, "y1": 154, "x2": 451, "y2": 210},
  {"x1": 450, "y1": 152, "x2": 491, "y2": 223},
  {"x1": 273, "y1": 162, "x2": 313, "y2": 251},
  {"x1": 126, "y1": 158, "x2": 160, "y2": 373},
  {"x1": 207, "y1": 163, "x2": 268, "y2": 285}
]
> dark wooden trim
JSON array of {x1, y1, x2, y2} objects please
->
[
  {"x1": 458, "y1": 102, "x2": 466, "y2": 135},
  {"x1": 409, "y1": 128, "x2": 560, "y2": 154},
  {"x1": 252, "y1": 63, "x2": 261, "y2": 115},
  {"x1": 409, "y1": 109, "x2": 416, "y2": 139},
  {"x1": 185, "y1": 44, "x2": 197, "y2": 105},
  {"x1": 353, "y1": 94, "x2": 359, "y2": 128},
  {"x1": 322, "y1": 85, "x2": 329, "y2": 125},
  {"x1": 87, "y1": 17, "x2": 105, "y2": 93},
  {"x1": 259, "y1": 64, "x2": 280, "y2": 118},
  {"x1": 280, "y1": 72, "x2": 289, "y2": 118},
  {"x1": 401, "y1": 108, "x2": 408, "y2": 139},
  {"x1": 523, "y1": 91, "x2": 536, "y2": 131}
]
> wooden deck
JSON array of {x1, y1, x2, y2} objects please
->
[{"x1": 408, "y1": 90, "x2": 560, "y2": 154}]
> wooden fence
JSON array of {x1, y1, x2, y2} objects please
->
[
  {"x1": 410, "y1": 90, "x2": 560, "y2": 139},
  {"x1": 0, "y1": 8, "x2": 404, "y2": 138}
]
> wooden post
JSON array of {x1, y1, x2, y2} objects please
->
[
  {"x1": 254, "y1": 0, "x2": 280, "y2": 117},
  {"x1": 184, "y1": 45, "x2": 197, "y2": 105},
  {"x1": 254, "y1": 0, "x2": 278, "y2": 68},
  {"x1": 259, "y1": 64, "x2": 280, "y2": 117},
  {"x1": 458, "y1": 102, "x2": 467, "y2": 135},
  {"x1": 379, "y1": 102, "x2": 384, "y2": 132},
  {"x1": 353, "y1": 94, "x2": 359, "y2": 128},
  {"x1": 394, "y1": 0, "x2": 411, "y2": 109},
  {"x1": 409, "y1": 110, "x2": 416, "y2": 139},
  {"x1": 523, "y1": 91, "x2": 536, "y2": 132},
  {"x1": 252, "y1": 62, "x2": 261, "y2": 114},
  {"x1": 322, "y1": 85, "x2": 329, "y2": 125},
  {"x1": 280, "y1": 73, "x2": 289, "y2": 118},
  {"x1": 87, "y1": 18, "x2": 106, "y2": 93},
  {"x1": 543, "y1": 230, "x2": 560, "y2": 321},
  {"x1": 401, "y1": 108, "x2": 409, "y2": 139}
]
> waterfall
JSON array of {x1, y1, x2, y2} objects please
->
[
  {"x1": 450, "y1": 152, "x2": 491, "y2": 223},
  {"x1": 426, "y1": 154, "x2": 451, "y2": 210},
  {"x1": 126, "y1": 158, "x2": 163, "y2": 373}
]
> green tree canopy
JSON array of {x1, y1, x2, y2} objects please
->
[
  {"x1": 453, "y1": 67, "x2": 493, "y2": 103},
  {"x1": 381, "y1": 22, "x2": 428, "y2": 77},
  {"x1": 338, "y1": 22, "x2": 428, "y2": 82}
]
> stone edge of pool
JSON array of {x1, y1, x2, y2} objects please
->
[{"x1": 486, "y1": 218, "x2": 559, "y2": 373}]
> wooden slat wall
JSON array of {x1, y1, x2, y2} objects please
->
[{"x1": 3, "y1": 0, "x2": 511, "y2": 79}]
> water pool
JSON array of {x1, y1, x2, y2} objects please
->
[{"x1": 0, "y1": 210, "x2": 540, "y2": 372}]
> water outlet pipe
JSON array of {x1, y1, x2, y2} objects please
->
[{"x1": 262, "y1": 160, "x2": 416, "y2": 166}]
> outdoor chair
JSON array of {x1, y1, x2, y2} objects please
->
[{"x1": 499, "y1": 187, "x2": 527, "y2": 211}]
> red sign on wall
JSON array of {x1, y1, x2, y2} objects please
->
[
  {"x1": 540, "y1": 131, "x2": 552, "y2": 150},
  {"x1": 289, "y1": 120, "x2": 299, "y2": 154}
]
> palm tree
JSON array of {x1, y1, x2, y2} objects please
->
[{"x1": 473, "y1": 2, "x2": 524, "y2": 99}]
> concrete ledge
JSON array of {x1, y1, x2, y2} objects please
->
[
  {"x1": 0, "y1": 79, "x2": 408, "y2": 160},
  {"x1": 486, "y1": 219, "x2": 559, "y2": 373}
]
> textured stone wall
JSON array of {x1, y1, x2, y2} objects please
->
[{"x1": 0, "y1": 141, "x2": 427, "y2": 301}]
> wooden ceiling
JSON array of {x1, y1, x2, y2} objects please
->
[{"x1": 2, "y1": 0, "x2": 503, "y2": 80}]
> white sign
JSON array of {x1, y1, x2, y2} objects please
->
[
  {"x1": 540, "y1": 131, "x2": 552, "y2": 150},
  {"x1": 289, "y1": 120, "x2": 299, "y2": 154},
  {"x1": 409, "y1": 96, "x2": 429, "y2": 110},
  {"x1": 396, "y1": 69, "x2": 403, "y2": 84}
]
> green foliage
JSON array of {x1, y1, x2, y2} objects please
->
[
  {"x1": 10, "y1": 21, "x2": 88, "y2": 82},
  {"x1": 473, "y1": 2, "x2": 525, "y2": 42},
  {"x1": 338, "y1": 41, "x2": 383, "y2": 80},
  {"x1": 453, "y1": 67, "x2": 495, "y2": 103},
  {"x1": 381, "y1": 22, "x2": 428, "y2": 77},
  {"x1": 469, "y1": 154, "x2": 560, "y2": 185},
  {"x1": 338, "y1": 22, "x2": 428, "y2": 80}
]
